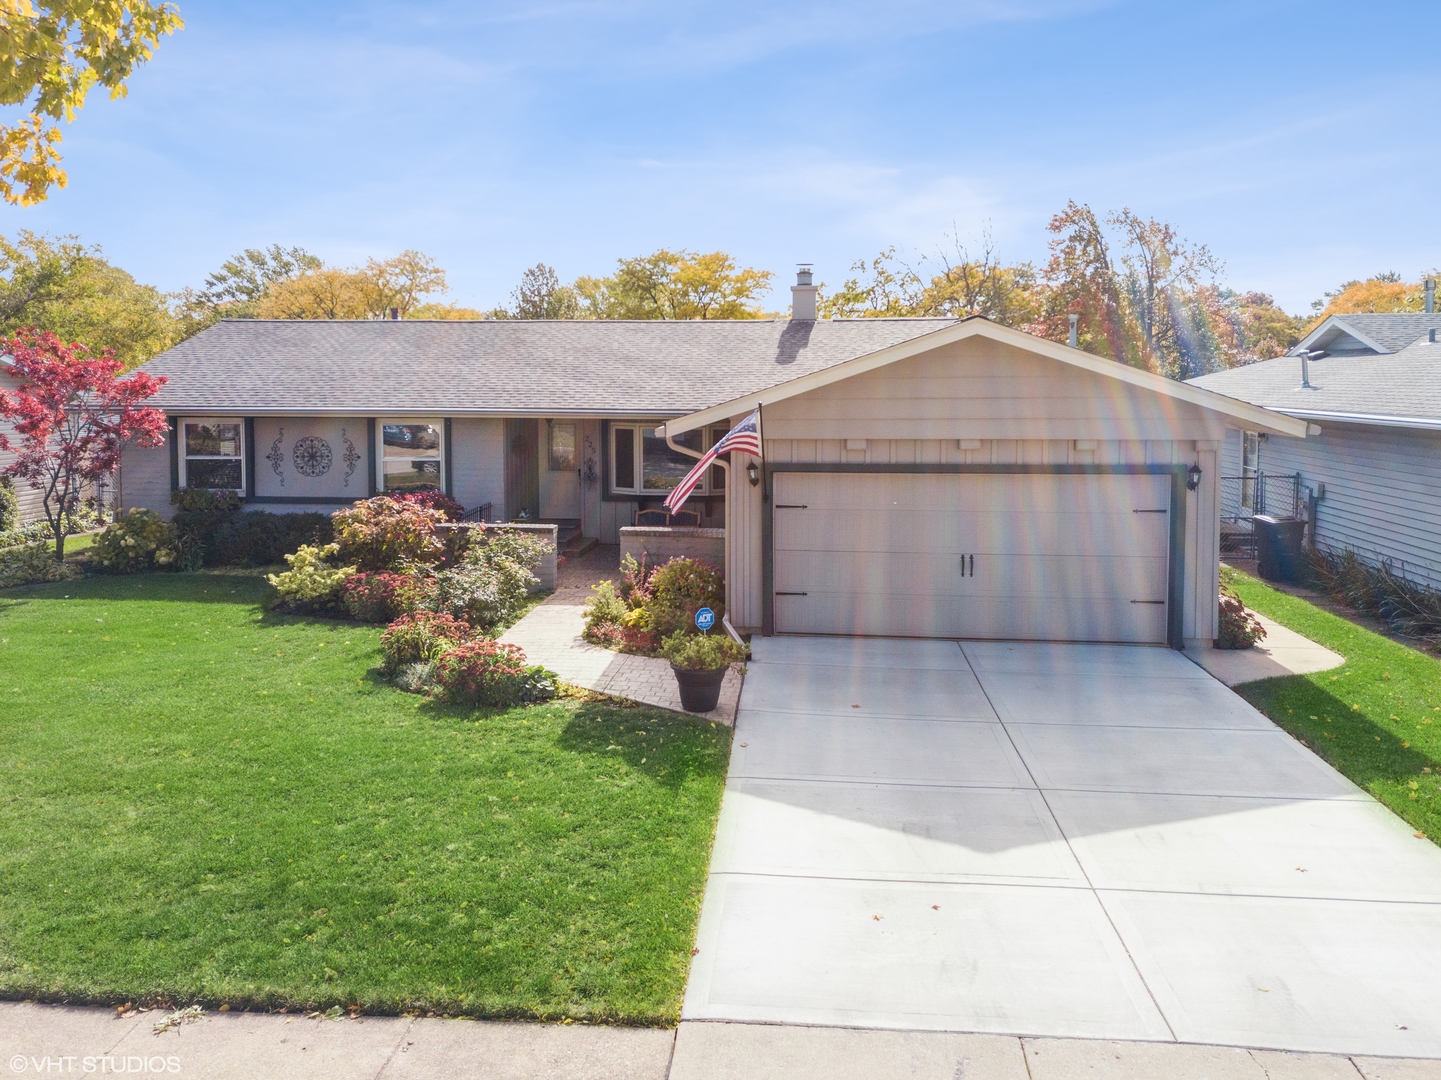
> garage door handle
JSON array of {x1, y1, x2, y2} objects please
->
[
  {"x1": 775, "y1": 591, "x2": 808, "y2": 596},
  {"x1": 1132, "y1": 509, "x2": 1168, "y2": 514},
  {"x1": 959, "y1": 554, "x2": 974, "y2": 577},
  {"x1": 1130, "y1": 600, "x2": 1166, "y2": 605},
  {"x1": 775, "y1": 504, "x2": 807, "y2": 509}
]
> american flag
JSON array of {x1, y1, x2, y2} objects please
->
[{"x1": 663, "y1": 409, "x2": 762, "y2": 512}]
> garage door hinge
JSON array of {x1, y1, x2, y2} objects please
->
[
  {"x1": 1130, "y1": 600, "x2": 1166, "y2": 604},
  {"x1": 775, "y1": 591, "x2": 809, "y2": 596},
  {"x1": 1132, "y1": 508, "x2": 1168, "y2": 513},
  {"x1": 775, "y1": 504, "x2": 808, "y2": 509}
]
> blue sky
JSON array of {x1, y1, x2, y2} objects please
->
[{"x1": 3, "y1": 1, "x2": 1437, "y2": 314}]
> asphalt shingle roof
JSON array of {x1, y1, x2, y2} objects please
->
[
  {"x1": 139, "y1": 318, "x2": 960, "y2": 416},
  {"x1": 1302, "y1": 313, "x2": 1441, "y2": 354},
  {"x1": 1188, "y1": 336, "x2": 1441, "y2": 424}
]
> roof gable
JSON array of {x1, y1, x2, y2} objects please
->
[
  {"x1": 662, "y1": 318, "x2": 1309, "y2": 439},
  {"x1": 1295, "y1": 313, "x2": 1441, "y2": 356}
]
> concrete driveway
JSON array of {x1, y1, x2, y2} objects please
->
[{"x1": 683, "y1": 636, "x2": 1441, "y2": 1058}]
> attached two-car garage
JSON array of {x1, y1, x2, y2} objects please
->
[
  {"x1": 771, "y1": 471, "x2": 1174, "y2": 644},
  {"x1": 661, "y1": 318, "x2": 1311, "y2": 649}
]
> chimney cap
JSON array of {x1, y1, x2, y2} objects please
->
[{"x1": 796, "y1": 264, "x2": 813, "y2": 287}]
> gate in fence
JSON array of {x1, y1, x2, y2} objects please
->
[{"x1": 1219, "y1": 471, "x2": 1303, "y2": 558}]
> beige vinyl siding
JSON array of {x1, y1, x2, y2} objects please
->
[
  {"x1": 1249, "y1": 421, "x2": 1441, "y2": 588},
  {"x1": 450, "y1": 418, "x2": 505, "y2": 518},
  {"x1": 119, "y1": 437, "x2": 175, "y2": 519},
  {"x1": 725, "y1": 440, "x2": 764, "y2": 631}
]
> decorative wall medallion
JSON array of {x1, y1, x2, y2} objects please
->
[
  {"x1": 266, "y1": 428, "x2": 286, "y2": 487},
  {"x1": 293, "y1": 436, "x2": 333, "y2": 478},
  {"x1": 340, "y1": 428, "x2": 360, "y2": 487}
]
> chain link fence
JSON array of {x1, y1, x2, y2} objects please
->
[{"x1": 1220, "y1": 472, "x2": 1303, "y2": 559}]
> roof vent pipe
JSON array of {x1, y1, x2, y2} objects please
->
[
  {"x1": 1067, "y1": 313, "x2": 1078, "y2": 349},
  {"x1": 1298, "y1": 349, "x2": 1322, "y2": 389},
  {"x1": 791, "y1": 265, "x2": 817, "y2": 321},
  {"x1": 1431, "y1": 328, "x2": 1438, "y2": 344},
  {"x1": 1427, "y1": 279, "x2": 1436, "y2": 314},
  {"x1": 389, "y1": 307, "x2": 400, "y2": 321}
]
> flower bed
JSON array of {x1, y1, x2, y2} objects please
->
[{"x1": 581, "y1": 553, "x2": 725, "y2": 657}]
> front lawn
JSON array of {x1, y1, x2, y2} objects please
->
[
  {"x1": 0, "y1": 573, "x2": 730, "y2": 1021},
  {"x1": 1225, "y1": 566, "x2": 1441, "y2": 840}
]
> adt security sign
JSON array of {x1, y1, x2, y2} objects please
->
[{"x1": 694, "y1": 607, "x2": 716, "y2": 632}]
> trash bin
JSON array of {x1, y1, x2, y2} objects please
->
[{"x1": 1253, "y1": 514, "x2": 1307, "y2": 583}]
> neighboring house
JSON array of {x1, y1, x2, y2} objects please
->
[
  {"x1": 0, "y1": 356, "x2": 47, "y2": 527},
  {"x1": 122, "y1": 273, "x2": 1303, "y2": 646},
  {"x1": 1189, "y1": 313, "x2": 1441, "y2": 588}
]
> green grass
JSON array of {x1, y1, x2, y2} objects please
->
[
  {"x1": 0, "y1": 573, "x2": 731, "y2": 1021},
  {"x1": 1224, "y1": 566, "x2": 1441, "y2": 840}
]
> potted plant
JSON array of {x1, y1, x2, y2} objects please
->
[{"x1": 661, "y1": 629, "x2": 747, "y2": 713}]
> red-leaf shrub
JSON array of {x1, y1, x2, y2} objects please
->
[
  {"x1": 432, "y1": 639, "x2": 557, "y2": 707},
  {"x1": 342, "y1": 571, "x2": 438, "y2": 623},
  {"x1": 332, "y1": 496, "x2": 445, "y2": 571},
  {"x1": 582, "y1": 621, "x2": 660, "y2": 655},
  {"x1": 387, "y1": 487, "x2": 464, "y2": 521},
  {"x1": 1216, "y1": 585, "x2": 1267, "y2": 649},
  {"x1": 379, "y1": 610, "x2": 474, "y2": 674}
]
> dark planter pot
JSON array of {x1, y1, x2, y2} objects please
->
[{"x1": 671, "y1": 664, "x2": 728, "y2": 713}]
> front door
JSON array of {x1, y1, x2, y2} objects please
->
[
  {"x1": 540, "y1": 419, "x2": 581, "y2": 519},
  {"x1": 504, "y1": 418, "x2": 540, "y2": 521}
]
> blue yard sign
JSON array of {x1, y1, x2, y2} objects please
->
[{"x1": 694, "y1": 607, "x2": 716, "y2": 632}]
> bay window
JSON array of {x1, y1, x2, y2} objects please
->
[
  {"x1": 181, "y1": 419, "x2": 245, "y2": 490},
  {"x1": 379, "y1": 420, "x2": 444, "y2": 491}
]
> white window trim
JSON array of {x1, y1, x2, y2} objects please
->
[
  {"x1": 611, "y1": 422, "x2": 730, "y2": 497},
  {"x1": 377, "y1": 418, "x2": 446, "y2": 493},
  {"x1": 179, "y1": 417, "x2": 246, "y2": 492}
]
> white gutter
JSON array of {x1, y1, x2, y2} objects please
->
[{"x1": 1267, "y1": 407, "x2": 1441, "y2": 432}]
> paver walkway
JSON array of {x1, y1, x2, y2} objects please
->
[
  {"x1": 684, "y1": 635, "x2": 1441, "y2": 1058},
  {"x1": 499, "y1": 545, "x2": 741, "y2": 725}
]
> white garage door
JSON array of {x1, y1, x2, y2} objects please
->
[{"x1": 772, "y1": 472, "x2": 1172, "y2": 644}]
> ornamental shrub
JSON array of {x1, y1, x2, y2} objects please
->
[
  {"x1": 332, "y1": 496, "x2": 446, "y2": 572},
  {"x1": 387, "y1": 487, "x2": 464, "y2": 521},
  {"x1": 0, "y1": 541, "x2": 82, "y2": 588},
  {"x1": 342, "y1": 570, "x2": 437, "y2": 624},
  {"x1": 660, "y1": 629, "x2": 747, "y2": 670},
  {"x1": 206, "y1": 511, "x2": 333, "y2": 567},
  {"x1": 1216, "y1": 584, "x2": 1267, "y2": 650},
  {"x1": 646, "y1": 556, "x2": 725, "y2": 637},
  {"x1": 266, "y1": 543, "x2": 355, "y2": 609},
  {"x1": 93, "y1": 509, "x2": 178, "y2": 573},
  {"x1": 432, "y1": 639, "x2": 557, "y2": 707},
  {"x1": 432, "y1": 529, "x2": 551, "y2": 629},
  {"x1": 0, "y1": 478, "x2": 18, "y2": 535},
  {"x1": 379, "y1": 610, "x2": 474, "y2": 674},
  {"x1": 581, "y1": 579, "x2": 628, "y2": 638}
]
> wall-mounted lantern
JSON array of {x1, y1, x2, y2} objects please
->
[
  {"x1": 1186, "y1": 463, "x2": 1202, "y2": 492},
  {"x1": 747, "y1": 462, "x2": 760, "y2": 487}
]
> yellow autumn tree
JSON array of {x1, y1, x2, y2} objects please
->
[
  {"x1": 1318, "y1": 274, "x2": 1433, "y2": 316},
  {"x1": 256, "y1": 251, "x2": 449, "y2": 320},
  {"x1": 0, "y1": 1, "x2": 184, "y2": 205},
  {"x1": 574, "y1": 249, "x2": 773, "y2": 319}
]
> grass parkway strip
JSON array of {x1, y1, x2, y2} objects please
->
[{"x1": 0, "y1": 572, "x2": 730, "y2": 1022}]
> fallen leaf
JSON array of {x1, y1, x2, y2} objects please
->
[
  {"x1": 872, "y1": 914, "x2": 883, "y2": 921},
  {"x1": 931, "y1": 905, "x2": 940, "y2": 910}
]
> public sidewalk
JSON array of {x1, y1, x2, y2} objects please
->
[
  {"x1": 499, "y1": 545, "x2": 741, "y2": 725},
  {"x1": 5, "y1": 1004, "x2": 1441, "y2": 1079}
]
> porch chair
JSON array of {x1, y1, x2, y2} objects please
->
[
  {"x1": 669, "y1": 509, "x2": 701, "y2": 527},
  {"x1": 635, "y1": 508, "x2": 669, "y2": 526}
]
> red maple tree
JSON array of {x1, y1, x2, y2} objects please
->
[{"x1": 0, "y1": 330, "x2": 167, "y2": 561}]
